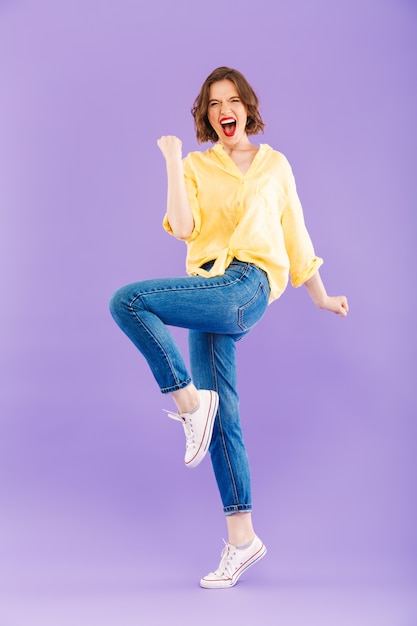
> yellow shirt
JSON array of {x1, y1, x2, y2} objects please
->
[{"x1": 163, "y1": 143, "x2": 323, "y2": 303}]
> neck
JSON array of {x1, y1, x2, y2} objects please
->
[{"x1": 219, "y1": 137, "x2": 254, "y2": 156}]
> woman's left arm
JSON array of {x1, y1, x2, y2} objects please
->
[{"x1": 304, "y1": 271, "x2": 349, "y2": 317}]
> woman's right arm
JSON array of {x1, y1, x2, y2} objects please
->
[{"x1": 157, "y1": 135, "x2": 194, "y2": 240}]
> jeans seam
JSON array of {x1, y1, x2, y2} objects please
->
[
  {"x1": 127, "y1": 297, "x2": 184, "y2": 391},
  {"x1": 209, "y1": 333, "x2": 240, "y2": 508},
  {"x1": 237, "y1": 282, "x2": 262, "y2": 331}
]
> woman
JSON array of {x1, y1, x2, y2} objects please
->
[{"x1": 109, "y1": 66, "x2": 348, "y2": 589}]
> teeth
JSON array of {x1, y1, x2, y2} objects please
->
[{"x1": 221, "y1": 118, "x2": 236, "y2": 125}]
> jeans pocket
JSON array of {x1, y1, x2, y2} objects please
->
[{"x1": 237, "y1": 281, "x2": 269, "y2": 331}]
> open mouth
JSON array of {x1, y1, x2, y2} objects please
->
[{"x1": 220, "y1": 117, "x2": 237, "y2": 137}]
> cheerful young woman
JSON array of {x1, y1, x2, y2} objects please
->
[{"x1": 109, "y1": 66, "x2": 348, "y2": 589}]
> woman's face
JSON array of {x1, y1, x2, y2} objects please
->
[{"x1": 207, "y1": 79, "x2": 248, "y2": 146}]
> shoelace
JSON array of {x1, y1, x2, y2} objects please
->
[
  {"x1": 164, "y1": 410, "x2": 195, "y2": 450},
  {"x1": 213, "y1": 539, "x2": 239, "y2": 578}
]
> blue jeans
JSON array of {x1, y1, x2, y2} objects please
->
[{"x1": 109, "y1": 260, "x2": 270, "y2": 514}]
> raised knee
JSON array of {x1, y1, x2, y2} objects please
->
[{"x1": 109, "y1": 286, "x2": 128, "y2": 322}]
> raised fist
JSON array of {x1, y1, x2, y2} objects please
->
[{"x1": 157, "y1": 135, "x2": 183, "y2": 160}]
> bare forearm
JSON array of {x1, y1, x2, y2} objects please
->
[
  {"x1": 304, "y1": 271, "x2": 349, "y2": 317},
  {"x1": 157, "y1": 135, "x2": 194, "y2": 240},
  {"x1": 304, "y1": 271, "x2": 328, "y2": 307},
  {"x1": 164, "y1": 157, "x2": 194, "y2": 239}
]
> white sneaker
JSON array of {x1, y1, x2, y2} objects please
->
[
  {"x1": 200, "y1": 535, "x2": 267, "y2": 589},
  {"x1": 165, "y1": 389, "x2": 218, "y2": 469}
]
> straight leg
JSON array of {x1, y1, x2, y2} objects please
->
[{"x1": 189, "y1": 330, "x2": 252, "y2": 514}]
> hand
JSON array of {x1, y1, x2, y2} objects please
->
[
  {"x1": 320, "y1": 295, "x2": 349, "y2": 318},
  {"x1": 157, "y1": 135, "x2": 182, "y2": 161},
  {"x1": 304, "y1": 272, "x2": 348, "y2": 318}
]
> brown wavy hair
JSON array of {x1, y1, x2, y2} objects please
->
[{"x1": 191, "y1": 67, "x2": 265, "y2": 143}]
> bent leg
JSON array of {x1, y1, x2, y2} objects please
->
[
  {"x1": 189, "y1": 330, "x2": 252, "y2": 514},
  {"x1": 110, "y1": 282, "x2": 191, "y2": 393},
  {"x1": 109, "y1": 262, "x2": 269, "y2": 394}
]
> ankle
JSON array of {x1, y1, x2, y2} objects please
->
[
  {"x1": 226, "y1": 511, "x2": 255, "y2": 547},
  {"x1": 228, "y1": 532, "x2": 255, "y2": 547},
  {"x1": 171, "y1": 385, "x2": 200, "y2": 414}
]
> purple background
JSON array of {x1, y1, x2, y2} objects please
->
[{"x1": 0, "y1": 0, "x2": 416, "y2": 624}]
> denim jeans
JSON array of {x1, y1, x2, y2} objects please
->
[{"x1": 109, "y1": 260, "x2": 270, "y2": 514}]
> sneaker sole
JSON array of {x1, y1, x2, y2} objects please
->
[
  {"x1": 200, "y1": 543, "x2": 267, "y2": 589},
  {"x1": 185, "y1": 390, "x2": 219, "y2": 469}
]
